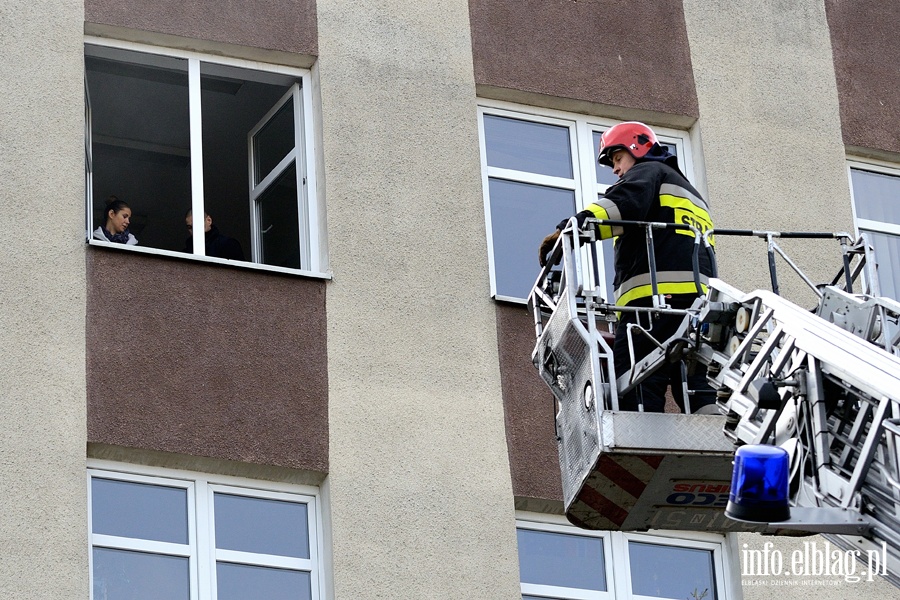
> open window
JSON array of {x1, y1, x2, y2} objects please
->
[{"x1": 84, "y1": 40, "x2": 320, "y2": 274}]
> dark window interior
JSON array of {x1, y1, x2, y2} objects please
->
[{"x1": 85, "y1": 45, "x2": 301, "y2": 263}]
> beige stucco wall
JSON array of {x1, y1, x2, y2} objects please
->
[
  {"x1": 684, "y1": 0, "x2": 853, "y2": 306},
  {"x1": 686, "y1": 2, "x2": 899, "y2": 597},
  {"x1": 0, "y1": 0, "x2": 88, "y2": 598},
  {"x1": 317, "y1": 1, "x2": 520, "y2": 598}
]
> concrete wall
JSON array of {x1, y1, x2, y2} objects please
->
[
  {"x1": 469, "y1": 0, "x2": 698, "y2": 126},
  {"x1": 86, "y1": 250, "x2": 329, "y2": 473},
  {"x1": 825, "y1": 0, "x2": 900, "y2": 158},
  {"x1": 316, "y1": 0, "x2": 520, "y2": 597},
  {"x1": 683, "y1": 0, "x2": 853, "y2": 303},
  {"x1": 0, "y1": 0, "x2": 88, "y2": 597}
]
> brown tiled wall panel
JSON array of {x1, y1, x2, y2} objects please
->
[
  {"x1": 85, "y1": 0, "x2": 318, "y2": 56},
  {"x1": 87, "y1": 250, "x2": 328, "y2": 472},
  {"x1": 469, "y1": 0, "x2": 698, "y2": 118},
  {"x1": 825, "y1": 0, "x2": 900, "y2": 155},
  {"x1": 495, "y1": 303, "x2": 562, "y2": 501}
]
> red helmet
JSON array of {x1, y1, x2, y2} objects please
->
[{"x1": 597, "y1": 121, "x2": 658, "y2": 167}]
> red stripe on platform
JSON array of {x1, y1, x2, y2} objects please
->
[
  {"x1": 638, "y1": 454, "x2": 664, "y2": 469},
  {"x1": 577, "y1": 485, "x2": 628, "y2": 527},
  {"x1": 597, "y1": 455, "x2": 650, "y2": 500}
]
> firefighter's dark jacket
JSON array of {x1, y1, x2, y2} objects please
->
[{"x1": 560, "y1": 160, "x2": 715, "y2": 307}]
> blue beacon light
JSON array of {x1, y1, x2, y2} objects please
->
[{"x1": 725, "y1": 444, "x2": 790, "y2": 523}]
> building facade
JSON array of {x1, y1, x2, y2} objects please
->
[{"x1": 2, "y1": 0, "x2": 900, "y2": 598}]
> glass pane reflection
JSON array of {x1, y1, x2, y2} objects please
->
[
  {"x1": 214, "y1": 493, "x2": 309, "y2": 558},
  {"x1": 484, "y1": 115, "x2": 573, "y2": 178},
  {"x1": 489, "y1": 179, "x2": 575, "y2": 298},
  {"x1": 517, "y1": 528, "x2": 606, "y2": 591},
  {"x1": 852, "y1": 169, "x2": 900, "y2": 225},
  {"x1": 91, "y1": 478, "x2": 188, "y2": 544},
  {"x1": 258, "y1": 162, "x2": 301, "y2": 269},
  {"x1": 217, "y1": 562, "x2": 311, "y2": 600},
  {"x1": 253, "y1": 100, "x2": 295, "y2": 185},
  {"x1": 629, "y1": 541, "x2": 716, "y2": 600},
  {"x1": 93, "y1": 547, "x2": 189, "y2": 600},
  {"x1": 863, "y1": 229, "x2": 900, "y2": 301}
]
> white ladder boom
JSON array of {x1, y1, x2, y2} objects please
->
[{"x1": 528, "y1": 220, "x2": 900, "y2": 587}]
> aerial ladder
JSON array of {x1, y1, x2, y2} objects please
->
[{"x1": 528, "y1": 218, "x2": 900, "y2": 586}]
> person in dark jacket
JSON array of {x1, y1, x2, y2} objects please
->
[
  {"x1": 538, "y1": 121, "x2": 716, "y2": 413},
  {"x1": 184, "y1": 210, "x2": 245, "y2": 261}
]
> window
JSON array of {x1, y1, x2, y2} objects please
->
[
  {"x1": 88, "y1": 464, "x2": 324, "y2": 600},
  {"x1": 517, "y1": 514, "x2": 737, "y2": 600},
  {"x1": 478, "y1": 103, "x2": 692, "y2": 302},
  {"x1": 849, "y1": 161, "x2": 900, "y2": 300},
  {"x1": 84, "y1": 38, "x2": 321, "y2": 274}
]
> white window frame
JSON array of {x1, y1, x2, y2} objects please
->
[
  {"x1": 517, "y1": 514, "x2": 616, "y2": 600},
  {"x1": 847, "y1": 158, "x2": 900, "y2": 298},
  {"x1": 516, "y1": 511, "x2": 741, "y2": 600},
  {"x1": 847, "y1": 158, "x2": 900, "y2": 238},
  {"x1": 477, "y1": 100, "x2": 695, "y2": 303},
  {"x1": 87, "y1": 460, "x2": 327, "y2": 600},
  {"x1": 84, "y1": 36, "x2": 327, "y2": 279}
]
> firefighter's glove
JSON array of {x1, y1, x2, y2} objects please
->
[{"x1": 538, "y1": 230, "x2": 561, "y2": 267}]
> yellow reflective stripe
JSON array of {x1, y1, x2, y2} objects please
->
[
  {"x1": 615, "y1": 281, "x2": 708, "y2": 307},
  {"x1": 659, "y1": 194, "x2": 715, "y2": 247},
  {"x1": 586, "y1": 204, "x2": 615, "y2": 239}
]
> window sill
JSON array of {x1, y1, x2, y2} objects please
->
[
  {"x1": 493, "y1": 294, "x2": 528, "y2": 306},
  {"x1": 87, "y1": 239, "x2": 332, "y2": 280}
]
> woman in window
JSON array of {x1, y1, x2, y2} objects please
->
[{"x1": 93, "y1": 196, "x2": 138, "y2": 245}]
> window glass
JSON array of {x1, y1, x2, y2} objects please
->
[
  {"x1": 517, "y1": 528, "x2": 606, "y2": 591},
  {"x1": 481, "y1": 108, "x2": 690, "y2": 301},
  {"x1": 85, "y1": 43, "x2": 313, "y2": 271},
  {"x1": 251, "y1": 99, "x2": 295, "y2": 186},
  {"x1": 484, "y1": 115, "x2": 573, "y2": 178},
  {"x1": 93, "y1": 548, "x2": 190, "y2": 600},
  {"x1": 517, "y1": 517, "x2": 732, "y2": 600},
  {"x1": 488, "y1": 178, "x2": 575, "y2": 298},
  {"x1": 258, "y1": 163, "x2": 302, "y2": 269},
  {"x1": 89, "y1": 468, "x2": 320, "y2": 600},
  {"x1": 850, "y1": 166, "x2": 900, "y2": 301},
  {"x1": 217, "y1": 563, "x2": 312, "y2": 600},
  {"x1": 91, "y1": 478, "x2": 188, "y2": 544},
  {"x1": 861, "y1": 229, "x2": 900, "y2": 300},
  {"x1": 628, "y1": 541, "x2": 716, "y2": 600},
  {"x1": 851, "y1": 168, "x2": 900, "y2": 225},
  {"x1": 214, "y1": 493, "x2": 310, "y2": 558}
]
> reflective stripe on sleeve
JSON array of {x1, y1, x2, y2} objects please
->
[{"x1": 586, "y1": 199, "x2": 623, "y2": 239}]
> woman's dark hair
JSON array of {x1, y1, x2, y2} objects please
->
[{"x1": 105, "y1": 195, "x2": 130, "y2": 216}]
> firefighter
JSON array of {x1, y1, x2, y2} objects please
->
[{"x1": 538, "y1": 121, "x2": 716, "y2": 413}]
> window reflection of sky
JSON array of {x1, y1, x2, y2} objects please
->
[
  {"x1": 851, "y1": 168, "x2": 900, "y2": 301},
  {"x1": 93, "y1": 548, "x2": 190, "y2": 600},
  {"x1": 852, "y1": 169, "x2": 900, "y2": 225},
  {"x1": 489, "y1": 179, "x2": 575, "y2": 298},
  {"x1": 214, "y1": 493, "x2": 309, "y2": 558},
  {"x1": 484, "y1": 115, "x2": 573, "y2": 178},
  {"x1": 517, "y1": 528, "x2": 607, "y2": 591},
  {"x1": 629, "y1": 541, "x2": 716, "y2": 600},
  {"x1": 91, "y1": 478, "x2": 188, "y2": 544}
]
